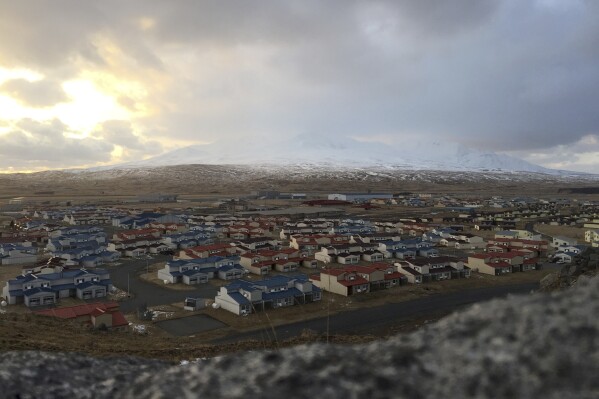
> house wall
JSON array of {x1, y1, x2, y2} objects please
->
[
  {"x1": 76, "y1": 286, "x2": 107, "y2": 300},
  {"x1": 349, "y1": 283, "x2": 370, "y2": 294},
  {"x1": 301, "y1": 259, "x2": 318, "y2": 268},
  {"x1": 183, "y1": 274, "x2": 208, "y2": 285},
  {"x1": 396, "y1": 269, "x2": 421, "y2": 284},
  {"x1": 92, "y1": 313, "x2": 113, "y2": 328},
  {"x1": 274, "y1": 263, "x2": 298, "y2": 272},
  {"x1": 157, "y1": 268, "x2": 177, "y2": 283},
  {"x1": 24, "y1": 292, "x2": 56, "y2": 307},
  {"x1": 1, "y1": 253, "x2": 37, "y2": 265},
  {"x1": 338, "y1": 256, "x2": 359, "y2": 265},
  {"x1": 215, "y1": 293, "x2": 242, "y2": 315},
  {"x1": 467, "y1": 257, "x2": 488, "y2": 271},
  {"x1": 476, "y1": 263, "x2": 511, "y2": 276},
  {"x1": 243, "y1": 264, "x2": 269, "y2": 275},
  {"x1": 311, "y1": 274, "x2": 349, "y2": 296}
]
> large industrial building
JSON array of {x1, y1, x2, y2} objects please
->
[{"x1": 328, "y1": 193, "x2": 393, "y2": 202}]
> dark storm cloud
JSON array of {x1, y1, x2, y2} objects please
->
[
  {"x1": 0, "y1": 1, "x2": 105, "y2": 69},
  {"x1": 0, "y1": 0, "x2": 598, "y2": 166}
]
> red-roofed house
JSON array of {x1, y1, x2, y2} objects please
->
[
  {"x1": 178, "y1": 243, "x2": 237, "y2": 259},
  {"x1": 467, "y1": 254, "x2": 514, "y2": 275},
  {"x1": 310, "y1": 263, "x2": 405, "y2": 296},
  {"x1": 310, "y1": 268, "x2": 370, "y2": 296},
  {"x1": 34, "y1": 302, "x2": 128, "y2": 330}
]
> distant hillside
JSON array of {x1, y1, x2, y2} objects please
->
[
  {"x1": 0, "y1": 163, "x2": 597, "y2": 198},
  {"x1": 89, "y1": 137, "x2": 570, "y2": 175}
]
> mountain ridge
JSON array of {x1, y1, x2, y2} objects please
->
[{"x1": 80, "y1": 138, "x2": 577, "y2": 176}]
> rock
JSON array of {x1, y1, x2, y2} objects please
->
[
  {"x1": 2, "y1": 276, "x2": 599, "y2": 399},
  {"x1": 0, "y1": 352, "x2": 166, "y2": 399},
  {"x1": 539, "y1": 272, "x2": 558, "y2": 291}
]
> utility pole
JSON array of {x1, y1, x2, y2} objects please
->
[
  {"x1": 324, "y1": 259, "x2": 330, "y2": 344},
  {"x1": 127, "y1": 273, "x2": 130, "y2": 298}
]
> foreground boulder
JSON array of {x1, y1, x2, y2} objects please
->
[{"x1": 2, "y1": 276, "x2": 599, "y2": 399}]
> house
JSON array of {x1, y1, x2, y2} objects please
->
[
  {"x1": 396, "y1": 256, "x2": 469, "y2": 282},
  {"x1": 351, "y1": 233, "x2": 402, "y2": 244},
  {"x1": 179, "y1": 243, "x2": 237, "y2": 259},
  {"x1": 310, "y1": 269, "x2": 370, "y2": 296},
  {"x1": 0, "y1": 248, "x2": 37, "y2": 265},
  {"x1": 495, "y1": 230, "x2": 539, "y2": 240},
  {"x1": 328, "y1": 193, "x2": 393, "y2": 202},
  {"x1": 217, "y1": 264, "x2": 246, "y2": 280},
  {"x1": 584, "y1": 229, "x2": 599, "y2": 244},
  {"x1": 487, "y1": 238, "x2": 549, "y2": 255},
  {"x1": 336, "y1": 252, "x2": 361, "y2": 265},
  {"x1": 239, "y1": 249, "x2": 303, "y2": 274},
  {"x1": 215, "y1": 274, "x2": 321, "y2": 315},
  {"x1": 394, "y1": 261, "x2": 423, "y2": 284},
  {"x1": 34, "y1": 302, "x2": 128, "y2": 330},
  {"x1": 361, "y1": 250, "x2": 385, "y2": 262},
  {"x1": 311, "y1": 263, "x2": 405, "y2": 296},
  {"x1": 231, "y1": 237, "x2": 282, "y2": 251},
  {"x1": 552, "y1": 244, "x2": 587, "y2": 264},
  {"x1": 467, "y1": 254, "x2": 526, "y2": 275},
  {"x1": 2, "y1": 268, "x2": 112, "y2": 307},
  {"x1": 552, "y1": 236, "x2": 578, "y2": 249},
  {"x1": 157, "y1": 256, "x2": 242, "y2": 284},
  {"x1": 417, "y1": 247, "x2": 439, "y2": 257}
]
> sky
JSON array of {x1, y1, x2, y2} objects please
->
[{"x1": 0, "y1": 0, "x2": 598, "y2": 173}]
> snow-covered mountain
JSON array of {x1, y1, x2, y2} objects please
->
[{"x1": 99, "y1": 137, "x2": 559, "y2": 174}]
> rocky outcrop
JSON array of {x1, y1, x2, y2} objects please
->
[
  {"x1": 540, "y1": 247, "x2": 599, "y2": 291},
  {"x1": 2, "y1": 276, "x2": 599, "y2": 399}
]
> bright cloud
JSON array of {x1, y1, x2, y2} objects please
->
[{"x1": 511, "y1": 134, "x2": 599, "y2": 173}]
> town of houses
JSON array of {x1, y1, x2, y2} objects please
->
[{"x1": 1, "y1": 192, "x2": 598, "y2": 327}]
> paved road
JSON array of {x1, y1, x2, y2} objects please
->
[
  {"x1": 212, "y1": 282, "x2": 539, "y2": 344},
  {"x1": 106, "y1": 256, "x2": 218, "y2": 313},
  {"x1": 107, "y1": 256, "x2": 558, "y2": 338}
]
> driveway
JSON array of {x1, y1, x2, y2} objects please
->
[{"x1": 106, "y1": 256, "x2": 218, "y2": 313}]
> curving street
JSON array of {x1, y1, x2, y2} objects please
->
[
  {"x1": 106, "y1": 256, "x2": 218, "y2": 313},
  {"x1": 211, "y1": 281, "x2": 540, "y2": 344}
]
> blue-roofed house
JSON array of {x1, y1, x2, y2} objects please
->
[
  {"x1": 157, "y1": 256, "x2": 242, "y2": 285},
  {"x1": 215, "y1": 274, "x2": 321, "y2": 315},
  {"x1": 396, "y1": 238, "x2": 433, "y2": 250},
  {"x1": 217, "y1": 264, "x2": 246, "y2": 280},
  {"x1": 0, "y1": 245, "x2": 38, "y2": 265},
  {"x1": 418, "y1": 247, "x2": 439, "y2": 258},
  {"x1": 2, "y1": 268, "x2": 112, "y2": 307}
]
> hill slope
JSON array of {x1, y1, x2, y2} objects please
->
[{"x1": 94, "y1": 138, "x2": 562, "y2": 174}]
